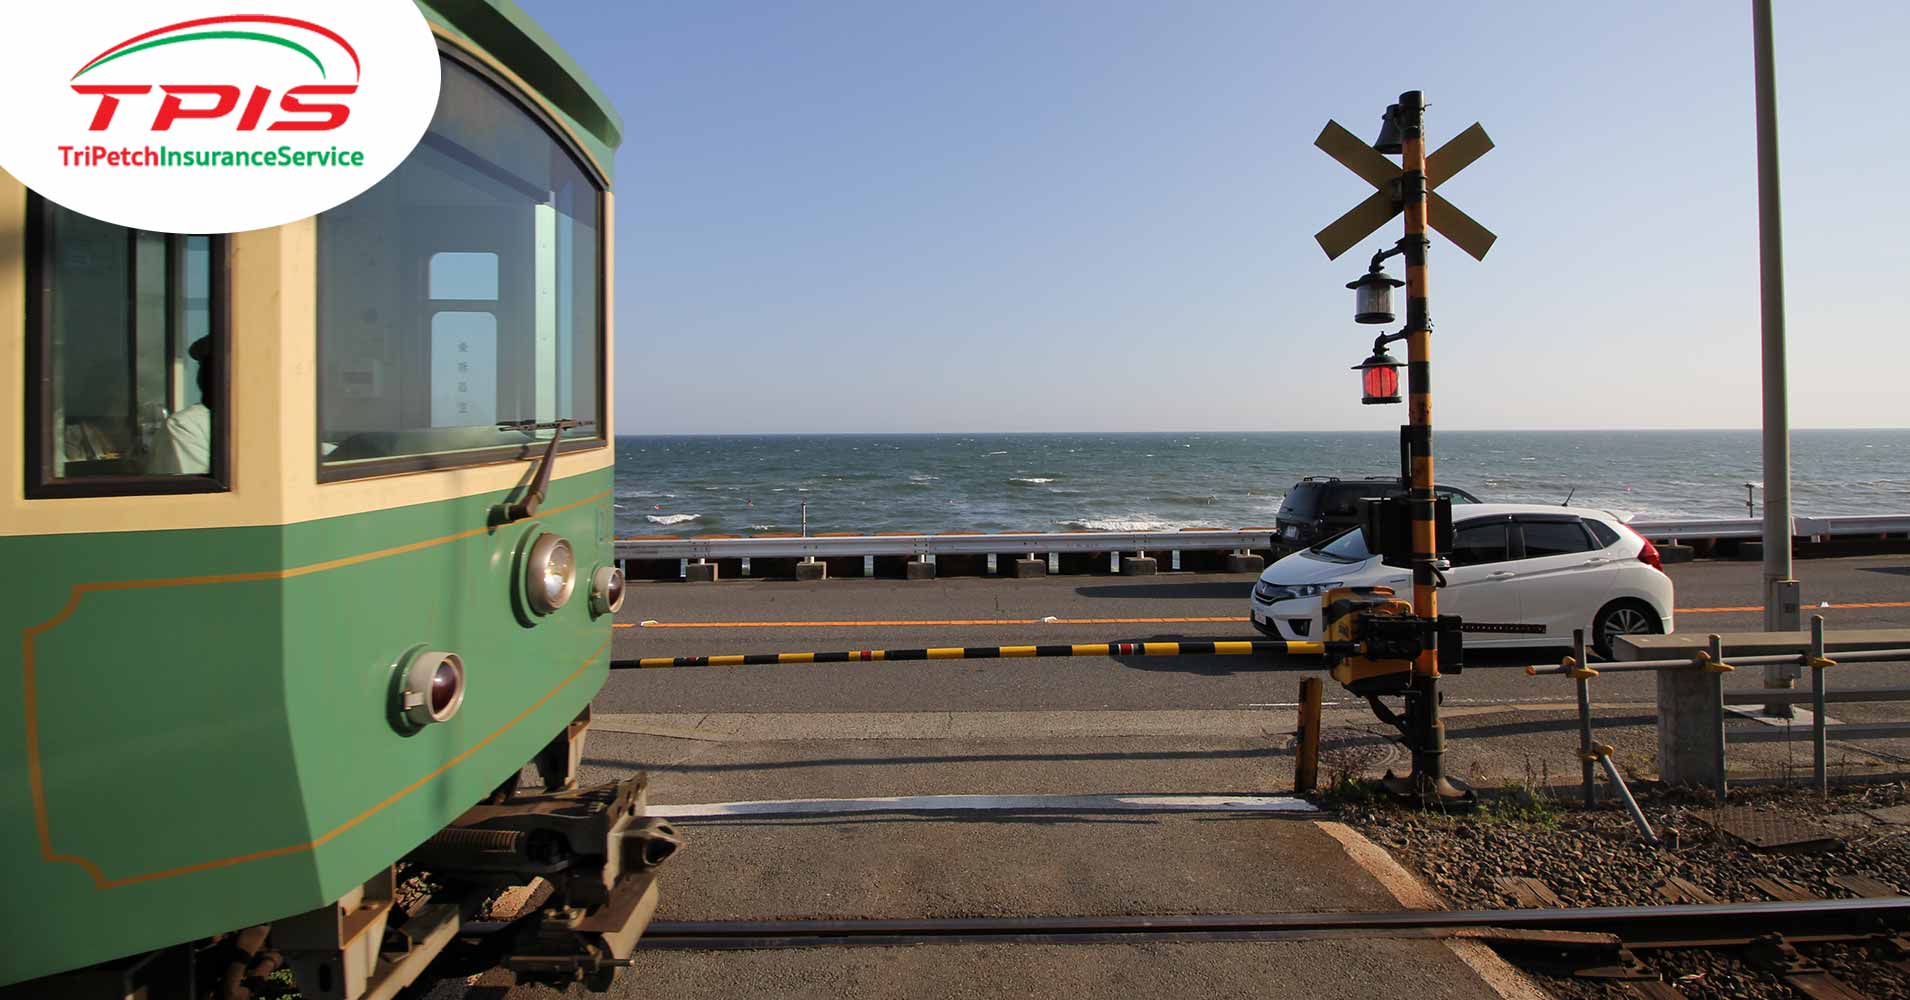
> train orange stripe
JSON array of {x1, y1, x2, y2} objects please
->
[
  {"x1": 97, "y1": 640, "x2": 607, "y2": 889},
  {"x1": 22, "y1": 488, "x2": 610, "y2": 888}
]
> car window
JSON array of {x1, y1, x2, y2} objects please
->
[
  {"x1": 1322, "y1": 485, "x2": 1375, "y2": 515},
  {"x1": 1520, "y1": 519, "x2": 1594, "y2": 558},
  {"x1": 1436, "y1": 487, "x2": 1477, "y2": 505},
  {"x1": 1277, "y1": 486, "x2": 1323, "y2": 519},
  {"x1": 1586, "y1": 519, "x2": 1621, "y2": 548},
  {"x1": 1448, "y1": 522, "x2": 1508, "y2": 567},
  {"x1": 1312, "y1": 527, "x2": 1372, "y2": 562}
]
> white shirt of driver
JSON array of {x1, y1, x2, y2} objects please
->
[{"x1": 147, "y1": 404, "x2": 212, "y2": 475}]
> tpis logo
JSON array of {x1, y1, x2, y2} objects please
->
[{"x1": 0, "y1": 1, "x2": 440, "y2": 234}]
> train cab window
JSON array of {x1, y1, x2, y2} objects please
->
[
  {"x1": 25, "y1": 198, "x2": 226, "y2": 497},
  {"x1": 316, "y1": 56, "x2": 604, "y2": 479}
]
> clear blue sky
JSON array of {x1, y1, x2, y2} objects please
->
[{"x1": 525, "y1": 1, "x2": 1909, "y2": 433}]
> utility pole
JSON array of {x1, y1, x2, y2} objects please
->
[{"x1": 1753, "y1": 0, "x2": 1802, "y2": 714}]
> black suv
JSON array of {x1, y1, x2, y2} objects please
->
[{"x1": 1273, "y1": 476, "x2": 1481, "y2": 550}]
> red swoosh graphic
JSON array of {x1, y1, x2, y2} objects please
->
[{"x1": 75, "y1": 14, "x2": 359, "y2": 80}]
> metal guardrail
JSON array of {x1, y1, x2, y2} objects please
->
[
  {"x1": 1630, "y1": 517, "x2": 1768, "y2": 540},
  {"x1": 614, "y1": 530, "x2": 1272, "y2": 561},
  {"x1": 1797, "y1": 514, "x2": 1910, "y2": 537},
  {"x1": 613, "y1": 514, "x2": 1910, "y2": 560},
  {"x1": 1630, "y1": 513, "x2": 1910, "y2": 541}
]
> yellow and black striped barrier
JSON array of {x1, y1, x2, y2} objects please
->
[{"x1": 610, "y1": 639, "x2": 1351, "y2": 670}]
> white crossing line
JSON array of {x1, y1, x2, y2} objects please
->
[{"x1": 651, "y1": 793, "x2": 1318, "y2": 820}]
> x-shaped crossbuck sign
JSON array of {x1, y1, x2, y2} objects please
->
[{"x1": 1314, "y1": 120, "x2": 1497, "y2": 261}]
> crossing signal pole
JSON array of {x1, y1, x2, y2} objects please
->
[{"x1": 1315, "y1": 91, "x2": 1496, "y2": 807}]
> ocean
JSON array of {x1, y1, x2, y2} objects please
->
[{"x1": 612, "y1": 430, "x2": 1910, "y2": 539}]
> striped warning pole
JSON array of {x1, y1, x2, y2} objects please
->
[
  {"x1": 611, "y1": 639, "x2": 1349, "y2": 670},
  {"x1": 1395, "y1": 90, "x2": 1467, "y2": 806}
]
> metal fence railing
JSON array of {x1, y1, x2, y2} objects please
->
[{"x1": 1526, "y1": 617, "x2": 1910, "y2": 809}]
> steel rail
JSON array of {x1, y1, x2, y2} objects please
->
[
  {"x1": 609, "y1": 639, "x2": 1350, "y2": 670},
  {"x1": 636, "y1": 897, "x2": 1910, "y2": 951}
]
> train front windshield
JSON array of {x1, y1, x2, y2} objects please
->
[{"x1": 316, "y1": 56, "x2": 605, "y2": 480}]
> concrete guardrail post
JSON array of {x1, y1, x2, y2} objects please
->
[
  {"x1": 999, "y1": 541, "x2": 1046, "y2": 578},
  {"x1": 871, "y1": 533, "x2": 921, "y2": 579},
  {"x1": 1120, "y1": 550, "x2": 1158, "y2": 576}
]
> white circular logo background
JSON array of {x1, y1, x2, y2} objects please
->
[{"x1": 0, "y1": 0, "x2": 440, "y2": 234}]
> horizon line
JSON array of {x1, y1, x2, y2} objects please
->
[{"x1": 609, "y1": 426, "x2": 1910, "y2": 436}]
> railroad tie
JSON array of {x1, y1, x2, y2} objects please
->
[{"x1": 1657, "y1": 876, "x2": 1720, "y2": 906}]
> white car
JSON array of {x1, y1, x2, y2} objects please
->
[{"x1": 1249, "y1": 503, "x2": 1674, "y2": 657}]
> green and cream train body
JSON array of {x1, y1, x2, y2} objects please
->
[{"x1": 0, "y1": 3, "x2": 665, "y2": 996}]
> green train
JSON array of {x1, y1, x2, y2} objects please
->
[{"x1": 0, "y1": 3, "x2": 674, "y2": 996}]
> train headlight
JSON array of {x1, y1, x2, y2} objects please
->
[
  {"x1": 396, "y1": 650, "x2": 465, "y2": 729},
  {"x1": 590, "y1": 564, "x2": 626, "y2": 617},
  {"x1": 526, "y1": 533, "x2": 577, "y2": 614}
]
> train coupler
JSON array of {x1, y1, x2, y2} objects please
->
[{"x1": 408, "y1": 774, "x2": 682, "y2": 992}]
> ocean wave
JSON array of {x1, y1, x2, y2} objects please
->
[
  {"x1": 617, "y1": 490, "x2": 675, "y2": 499},
  {"x1": 910, "y1": 474, "x2": 940, "y2": 482},
  {"x1": 1154, "y1": 493, "x2": 1220, "y2": 505},
  {"x1": 1060, "y1": 515, "x2": 1222, "y2": 532},
  {"x1": 1009, "y1": 477, "x2": 1056, "y2": 484},
  {"x1": 647, "y1": 513, "x2": 700, "y2": 525},
  {"x1": 986, "y1": 450, "x2": 1008, "y2": 456}
]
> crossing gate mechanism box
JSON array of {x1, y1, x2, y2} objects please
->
[{"x1": 1358, "y1": 496, "x2": 1452, "y2": 565}]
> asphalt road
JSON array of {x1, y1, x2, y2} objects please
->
[
  {"x1": 603, "y1": 554, "x2": 1910, "y2": 714},
  {"x1": 420, "y1": 555, "x2": 1910, "y2": 999}
]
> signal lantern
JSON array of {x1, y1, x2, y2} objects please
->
[
  {"x1": 1352, "y1": 345, "x2": 1403, "y2": 404},
  {"x1": 1347, "y1": 263, "x2": 1405, "y2": 324}
]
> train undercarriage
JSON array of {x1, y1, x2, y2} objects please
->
[{"x1": 4, "y1": 711, "x2": 681, "y2": 1000}]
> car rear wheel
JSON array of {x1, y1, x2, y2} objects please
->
[{"x1": 1592, "y1": 598, "x2": 1662, "y2": 659}]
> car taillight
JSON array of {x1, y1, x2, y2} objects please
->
[{"x1": 1622, "y1": 524, "x2": 1663, "y2": 572}]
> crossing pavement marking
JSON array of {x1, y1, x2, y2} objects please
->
[
  {"x1": 613, "y1": 602, "x2": 1910, "y2": 630},
  {"x1": 649, "y1": 793, "x2": 1317, "y2": 820}
]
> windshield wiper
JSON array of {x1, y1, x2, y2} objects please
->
[{"x1": 499, "y1": 418, "x2": 589, "y2": 521}]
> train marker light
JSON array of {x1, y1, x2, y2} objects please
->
[
  {"x1": 526, "y1": 533, "x2": 577, "y2": 614},
  {"x1": 591, "y1": 565, "x2": 626, "y2": 617},
  {"x1": 1353, "y1": 344, "x2": 1403, "y2": 404},
  {"x1": 396, "y1": 650, "x2": 465, "y2": 729}
]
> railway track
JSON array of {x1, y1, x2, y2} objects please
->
[{"x1": 636, "y1": 898, "x2": 1910, "y2": 999}]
